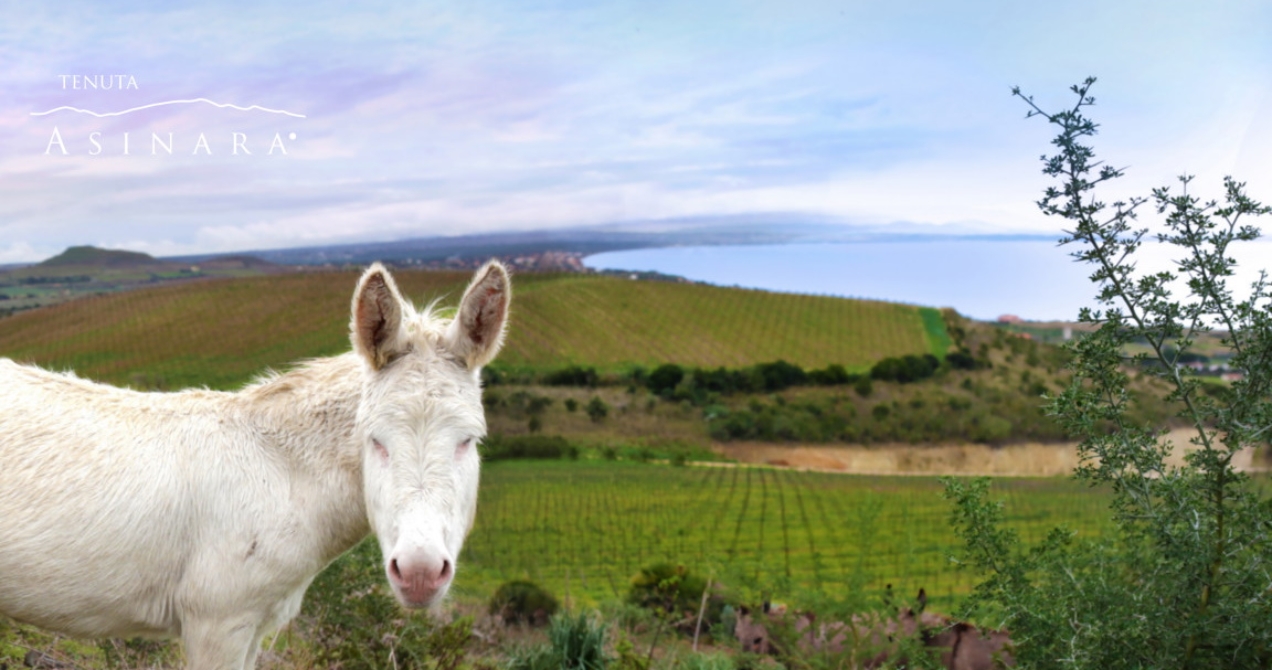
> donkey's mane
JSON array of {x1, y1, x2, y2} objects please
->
[
  {"x1": 241, "y1": 300, "x2": 455, "y2": 398},
  {"x1": 403, "y1": 299, "x2": 453, "y2": 344}
]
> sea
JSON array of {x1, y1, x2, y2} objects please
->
[{"x1": 583, "y1": 237, "x2": 1272, "y2": 322}]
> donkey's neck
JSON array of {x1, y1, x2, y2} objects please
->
[{"x1": 235, "y1": 352, "x2": 371, "y2": 561}]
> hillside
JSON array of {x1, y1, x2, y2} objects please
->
[
  {"x1": 0, "y1": 245, "x2": 286, "y2": 319},
  {"x1": 38, "y1": 245, "x2": 159, "y2": 268},
  {"x1": 504, "y1": 274, "x2": 941, "y2": 370},
  {"x1": 0, "y1": 270, "x2": 943, "y2": 390}
]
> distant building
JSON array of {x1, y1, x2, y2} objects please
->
[{"x1": 998, "y1": 314, "x2": 1023, "y2": 324}]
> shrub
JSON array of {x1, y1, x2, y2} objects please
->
[
  {"x1": 627, "y1": 365, "x2": 648, "y2": 386},
  {"x1": 680, "y1": 652, "x2": 736, "y2": 670},
  {"x1": 691, "y1": 366, "x2": 747, "y2": 394},
  {"x1": 611, "y1": 633, "x2": 651, "y2": 670},
  {"x1": 544, "y1": 365, "x2": 599, "y2": 387},
  {"x1": 945, "y1": 349, "x2": 978, "y2": 370},
  {"x1": 871, "y1": 354, "x2": 940, "y2": 383},
  {"x1": 627, "y1": 563, "x2": 720, "y2": 627},
  {"x1": 754, "y1": 360, "x2": 807, "y2": 391},
  {"x1": 489, "y1": 580, "x2": 559, "y2": 626},
  {"x1": 564, "y1": 398, "x2": 579, "y2": 412},
  {"x1": 526, "y1": 395, "x2": 553, "y2": 415},
  {"x1": 945, "y1": 78, "x2": 1272, "y2": 669},
  {"x1": 709, "y1": 399, "x2": 854, "y2": 442},
  {"x1": 647, "y1": 363, "x2": 685, "y2": 395},
  {"x1": 853, "y1": 375, "x2": 873, "y2": 397},
  {"x1": 396, "y1": 617, "x2": 473, "y2": 670},
  {"x1": 807, "y1": 363, "x2": 851, "y2": 385},
  {"x1": 507, "y1": 612, "x2": 610, "y2": 670},
  {"x1": 497, "y1": 390, "x2": 554, "y2": 418},
  {"x1": 586, "y1": 396, "x2": 610, "y2": 423},
  {"x1": 482, "y1": 434, "x2": 575, "y2": 461},
  {"x1": 549, "y1": 613, "x2": 609, "y2": 670},
  {"x1": 481, "y1": 367, "x2": 505, "y2": 386}
]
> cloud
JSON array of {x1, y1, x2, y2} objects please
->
[
  {"x1": 0, "y1": 0, "x2": 1269, "y2": 260},
  {"x1": 0, "y1": 241, "x2": 42, "y2": 264}
]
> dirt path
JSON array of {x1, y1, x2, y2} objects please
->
[{"x1": 715, "y1": 428, "x2": 1267, "y2": 477}]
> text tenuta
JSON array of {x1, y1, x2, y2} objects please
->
[
  {"x1": 59, "y1": 75, "x2": 139, "y2": 90},
  {"x1": 44, "y1": 128, "x2": 290, "y2": 156}
]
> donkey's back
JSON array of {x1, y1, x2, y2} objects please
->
[{"x1": 0, "y1": 359, "x2": 312, "y2": 639}]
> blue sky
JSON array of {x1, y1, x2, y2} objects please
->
[{"x1": 1, "y1": 1, "x2": 1270, "y2": 262}]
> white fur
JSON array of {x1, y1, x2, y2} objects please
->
[{"x1": 0, "y1": 261, "x2": 510, "y2": 670}]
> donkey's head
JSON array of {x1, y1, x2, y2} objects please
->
[{"x1": 350, "y1": 261, "x2": 509, "y2": 608}]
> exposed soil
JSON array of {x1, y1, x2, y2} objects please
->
[{"x1": 716, "y1": 428, "x2": 1267, "y2": 477}]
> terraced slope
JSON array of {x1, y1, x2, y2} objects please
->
[
  {"x1": 505, "y1": 274, "x2": 936, "y2": 371},
  {"x1": 0, "y1": 270, "x2": 942, "y2": 389}
]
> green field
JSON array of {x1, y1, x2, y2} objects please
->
[
  {"x1": 0, "y1": 271, "x2": 942, "y2": 389},
  {"x1": 457, "y1": 460, "x2": 1113, "y2": 610}
]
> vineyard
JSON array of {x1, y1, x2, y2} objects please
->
[
  {"x1": 504, "y1": 274, "x2": 937, "y2": 372},
  {"x1": 456, "y1": 460, "x2": 1114, "y2": 610},
  {"x1": 0, "y1": 270, "x2": 473, "y2": 389},
  {"x1": 0, "y1": 270, "x2": 942, "y2": 388}
]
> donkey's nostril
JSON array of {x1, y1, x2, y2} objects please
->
[{"x1": 387, "y1": 551, "x2": 454, "y2": 606}]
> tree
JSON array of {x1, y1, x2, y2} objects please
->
[
  {"x1": 944, "y1": 78, "x2": 1272, "y2": 669},
  {"x1": 647, "y1": 364, "x2": 685, "y2": 396}
]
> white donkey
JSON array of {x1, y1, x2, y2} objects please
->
[{"x1": 0, "y1": 261, "x2": 510, "y2": 670}]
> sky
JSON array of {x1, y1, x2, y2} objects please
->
[{"x1": 1, "y1": 1, "x2": 1271, "y2": 263}]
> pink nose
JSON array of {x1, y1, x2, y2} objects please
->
[{"x1": 388, "y1": 552, "x2": 452, "y2": 606}]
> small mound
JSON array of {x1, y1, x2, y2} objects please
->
[{"x1": 39, "y1": 245, "x2": 158, "y2": 268}]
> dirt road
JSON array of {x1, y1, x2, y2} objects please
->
[{"x1": 716, "y1": 428, "x2": 1267, "y2": 477}]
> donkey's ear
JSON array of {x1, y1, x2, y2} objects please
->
[
  {"x1": 351, "y1": 263, "x2": 410, "y2": 370},
  {"x1": 445, "y1": 260, "x2": 510, "y2": 370}
]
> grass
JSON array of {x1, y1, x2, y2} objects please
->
[
  {"x1": 919, "y1": 307, "x2": 953, "y2": 357},
  {"x1": 456, "y1": 460, "x2": 1114, "y2": 612},
  {"x1": 0, "y1": 271, "x2": 944, "y2": 388}
]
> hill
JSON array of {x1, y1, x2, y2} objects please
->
[
  {"x1": 38, "y1": 245, "x2": 160, "y2": 268},
  {"x1": 0, "y1": 246, "x2": 286, "y2": 320},
  {"x1": 0, "y1": 270, "x2": 944, "y2": 390},
  {"x1": 504, "y1": 274, "x2": 941, "y2": 370}
]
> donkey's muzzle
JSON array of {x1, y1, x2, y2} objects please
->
[{"x1": 388, "y1": 551, "x2": 453, "y2": 607}]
